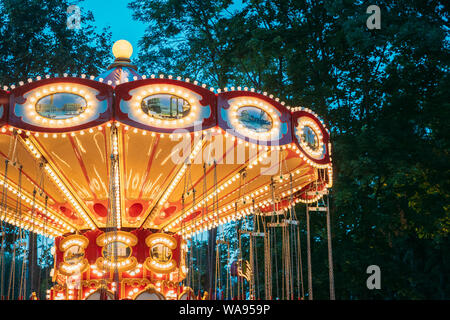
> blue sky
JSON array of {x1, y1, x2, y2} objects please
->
[{"x1": 80, "y1": 0, "x2": 146, "y2": 58}]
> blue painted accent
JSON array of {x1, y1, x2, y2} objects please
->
[
  {"x1": 281, "y1": 121, "x2": 288, "y2": 136},
  {"x1": 202, "y1": 104, "x2": 211, "y2": 119},
  {"x1": 220, "y1": 108, "x2": 230, "y2": 126}
]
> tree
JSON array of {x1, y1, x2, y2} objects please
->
[
  {"x1": 0, "y1": 0, "x2": 112, "y2": 86},
  {"x1": 0, "y1": 0, "x2": 112, "y2": 299},
  {"x1": 130, "y1": 0, "x2": 450, "y2": 299}
]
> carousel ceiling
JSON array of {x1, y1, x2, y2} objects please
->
[{"x1": 0, "y1": 69, "x2": 333, "y2": 239}]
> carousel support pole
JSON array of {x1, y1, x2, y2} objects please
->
[
  {"x1": 28, "y1": 231, "x2": 39, "y2": 298},
  {"x1": 207, "y1": 227, "x2": 217, "y2": 299},
  {"x1": 306, "y1": 206, "x2": 313, "y2": 300},
  {"x1": 326, "y1": 196, "x2": 335, "y2": 300}
]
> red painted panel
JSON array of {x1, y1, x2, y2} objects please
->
[
  {"x1": 8, "y1": 78, "x2": 113, "y2": 132},
  {"x1": 115, "y1": 78, "x2": 217, "y2": 133},
  {"x1": 291, "y1": 110, "x2": 331, "y2": 166},
  {"x1": 0, "y1": 89, "x2": 8, "y2": 127},
  {"x1": 93, "y1": 203, "x2": 108, "y2": 217},
  {"x1": 217, "y1": 90, "x2": 293, "y2": 146},
  {"x1": 129, "y1": 202, "x2": 144, "y2": 218}
]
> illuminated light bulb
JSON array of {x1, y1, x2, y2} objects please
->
[{"x1": 112, "y1": 40, "x2": 133, "y2": 59}]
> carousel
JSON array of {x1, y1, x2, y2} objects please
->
[{"x1": 0, "y1": 40, "x2": 334, "y2": 300}]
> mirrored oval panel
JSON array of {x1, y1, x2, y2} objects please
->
[
  {"x1": 63, "y1": 245, "x2": 84, "y2": 265},
  {"x1": 237, "y1": 106, "x2": 272, "y2": 133},
  {"x1": 102, "y1": 241, "x2": 132, "y2": 262},
  {"x1": 141, "y1": 94, "x2": 191, "y2": 120},
  {"x1": 301, "y1": 126, "x2": 319, "y2": 152},
  {"x1": 150, "y1": 244, "x2": 172, "y2": 263},
  {"x1": 36, "y1": 93, "x2": 87, "y2": 119}
]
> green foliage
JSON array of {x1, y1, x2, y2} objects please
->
[
  {"x1": 0, "y1": 0, "x2": 112, "y2": 85},
  {"x1": 131, "y1": 0, "x2": 450, "y2": 299},
  {"x1": 0, "y1": 0, "x2": 112, "y2": 298}
]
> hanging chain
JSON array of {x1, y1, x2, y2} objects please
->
[
  {"x1": 320, "y1": 167, "x2": 335, "y2": 300},
  {"x1": 306, "y1": 189, "x2": 313, "y2": 300}
]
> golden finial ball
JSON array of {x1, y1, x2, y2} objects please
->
[{"x1": 112, "y1": 40, "x2": 133, "y2": 59}]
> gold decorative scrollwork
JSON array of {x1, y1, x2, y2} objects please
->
[{"x1": 144, "y1": 233, "x2": 177, "y2": 274}]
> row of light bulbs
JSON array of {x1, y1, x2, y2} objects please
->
[
  {"x1": 1, "y1": 208, "x2": 62, "y2": 238},
  {"x1": 103, "y1": 234, "x2": 133, "y2": 245},
  {"x1": 290, "y1": 142, "x2": 332, "y2": 170},
  {"x1": 25, "y1": 83, "x2": 96, "y2": 128},
  {"x1": 111, "y1": 130, "x2": 122, "y2": 229},
  {"x1": 60, "y1": 262, "x2": 84, "y2": 273},
  {"x1": 2, "y1": 121, "x2": 325, "y2": 158},
  {"x1": 2, "y1": 73, "x2": 331, "y2": 135},
  {"x1": 180, "y1": 192, "x2": 306, "y2": 238},
  {"x1": 24, "y1": 125, "x2": 330, "y2": 229},
  {"x1": 3, "y1": 73, "x2": 290, "y2": 112},
  {"x1": 175, "y1": 187, "x2": 328, "y2": 237},
  {"x1": 2, "y1": 122, "x2": 331, "y2": 231},
  {"x1": 3, "y1": 121, "x2": 329, "y2": 168},
  {"x1": 154, "y1": 137, "x2": 204, "y2": 215},
  {"x1": 164, "y1": 170, "x2": 242, "y2": 231},
  {"x1": 90, "y1": 264, "x2": 106, "y2": 277},
  {"x1": 102, "y1": 258, "x2": 133, "y2": 268},
  {"x1": 163, "y1": 147, "x2": 274, "y2": 231},
  {"x1": 61, "y1": 238, "x2": 85, "y2": 251},
  {"x1": 132, "y1": 84, "x2": 201, "y2": 128},
  {"x1": 22, "y1": 136, "x2": 95, "y2": 230},
  {"x1": 167, "y1": 145, "x2": 308, "y2": 232},
  {"x1": 126, "y1": 264, "x2": 143, "y2": 277},
  {"x1": 150, "y1": 260, "x2": 175, "y2": 270},
  {"x1": 213, "y1": 168, "x2": 310, "y2": 221},
  {"x1": 177, "y1": 165, "x2": 309, "y2": 234},
  {"x1": 296, "y1": 117, "x2": 325, "y2": 159},
  {"x1": 211, "y1": 167, "x2": 306, "y2": 213},
  {"x1": 181, "y1": 169, "x2": 332, "y2": 236},
  {"x1": 0, "y1": 175, "x2": 74, "y2": 233},
  {"x1": 228, "y1": 98, "x2": 281, "y2": 140},
  {"x1": 149, "y1": 237, "x2": 176, "y2": 247},
  {"x1": 43, "y1": 162, "x2": 96, "y2": 230}
]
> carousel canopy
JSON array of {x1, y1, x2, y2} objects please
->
[{"x1": 0, "y1": 40, "x2": 333, "y2": 239}]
